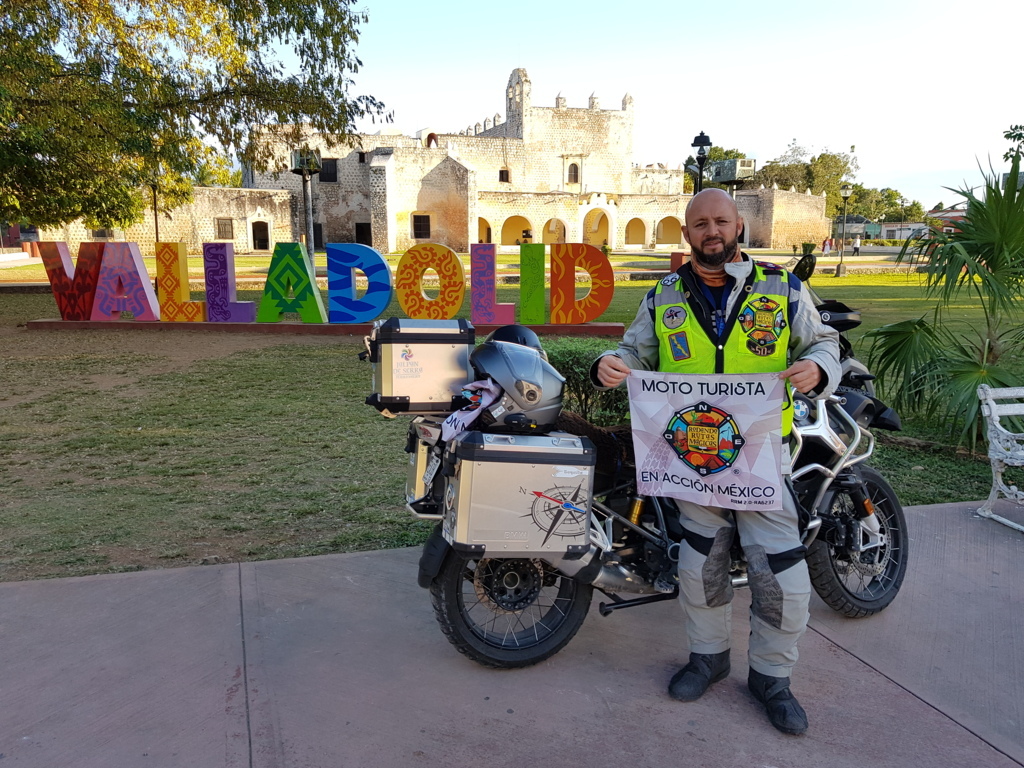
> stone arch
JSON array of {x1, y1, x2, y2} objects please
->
[
  {"x1": 625, "y1": 218, "x2": 646, "y2": 246},
  {"x1": 656, "y1": 216, "x2": 684, "y2": 245},
  {"x1": 477, "y1": 217, "x2": 493, "y2": 244},
  {"x1": 542, "y1": 218, "x2": 567, "y2": 244},
  {"x1": 426, "y1": 133, "x2": 439, "y2": 148},
  {"x1": 582, "y1": 208, "x2": 611, "y2": 247},
  {"x1": 500, "y1": 215, "x2": 534, "y2": 245}
]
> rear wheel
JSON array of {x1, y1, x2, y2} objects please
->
[
  {"x1": 429, "y1": 554, "x2": 592, "y2": 668},
  {"x1": 807, "y1": 465, "x2": 908, "y2": 617}
]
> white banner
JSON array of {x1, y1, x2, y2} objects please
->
[{"x1": 627, "y1": 371, "x2": 786, "y2": 510}]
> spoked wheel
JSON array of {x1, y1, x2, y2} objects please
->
[
  {"x1": 807, "y1": 465, "x2": 909, "y2": 617},
  {"x1": 429, "y1": 554, "x2": 593, "y2": 668}
]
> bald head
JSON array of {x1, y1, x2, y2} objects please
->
[
  {"x1": 685, "y1": 188, "x2": 739, "y2": 222},
  {"x1": 683, "y1": 188, "x2": 744, "y2": 269}
]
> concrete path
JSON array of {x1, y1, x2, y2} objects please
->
[{"x1": 1, "y1": 499, "x2": 1021, "y2": 768}]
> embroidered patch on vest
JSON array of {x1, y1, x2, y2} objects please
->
[
  {"x1": 668, "y1": 331, "x2": 691, "y2": 360},
  {"x1": 661, "y1": 273, "x2": 680, "y2": 286},
  {"x1": 662, "y1": 305, "x2": 687, "y2": 329},
  {"x1": 739, "y1": 296, "x2": 785, "y2": 357}
]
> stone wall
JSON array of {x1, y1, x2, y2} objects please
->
[
  {"x1": 36, "y1": 187, "x2": 298, "y2": 256},
  {"x1": 736, "y1": 187, "x2": 829, "y2": 249}
]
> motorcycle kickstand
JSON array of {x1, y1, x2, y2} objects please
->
[{"x1": 597, "y1": 589, "x2": 679, "y2": 617}]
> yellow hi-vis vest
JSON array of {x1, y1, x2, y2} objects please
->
[{"x1": 654, "y1": 261, "x2": 795, "y2": 435}]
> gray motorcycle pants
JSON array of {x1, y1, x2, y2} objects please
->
[{"x1": 675, "y1": 490, "x2": 810, "y2": 677}]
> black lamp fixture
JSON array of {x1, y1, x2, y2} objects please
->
[
  {"x1": 835, "y1": 183, "x2": 852, "y2": 277},
  {"x1": 691, "y1": 131, "x2": 712, "y2": 193}
]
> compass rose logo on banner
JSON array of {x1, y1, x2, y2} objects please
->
[{"x1": 663, "y1": 401, "x2": 745, "y2": 476}]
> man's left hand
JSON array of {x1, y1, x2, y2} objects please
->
[{"x1": 779, "y1": 359, "x2": 822, "y2": 394}]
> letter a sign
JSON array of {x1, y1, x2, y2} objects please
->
[{"x1": 627, "y1": 371, "x2": 786, "y2": 510}]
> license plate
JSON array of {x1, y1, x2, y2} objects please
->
[{"x1": 422, "y1": 454, "x2": 441, "y2": 486}]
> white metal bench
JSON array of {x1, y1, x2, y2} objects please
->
[{"x1": 978, "y1": 384, "x2": 1024, "y2": 533}]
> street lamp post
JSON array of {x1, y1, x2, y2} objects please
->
[
  {"x1": 691, "y1": 131, "x2": 712, "y2": 194},
  {"x1": 290, "y1": 148, "x2": 321, "y2": 264},
  {"x1": 835, "y1": 183, "x2": 852, "y2": 277},
  {"x1": 899, "y1": 196, "x2": 906, "y2": 240}
]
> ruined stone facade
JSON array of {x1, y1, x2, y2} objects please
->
[
  {"x1": 247, "y1": 70, "x2": 683, "y2": 254},
  {"x1": 245, "y1": 68, "x2": 830, "y2": 255},
  {"x1": 35, "y1": 187, "x2": 298, "y2": 256}
]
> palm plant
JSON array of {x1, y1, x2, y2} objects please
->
[{"x1": 867, "y1": 155, "x2": 1024, "y2": 449}]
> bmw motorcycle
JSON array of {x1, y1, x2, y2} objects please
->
[{"x1": 401, "y1": 258, "x2": 908, "y2": 669}]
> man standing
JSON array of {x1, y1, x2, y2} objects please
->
[
  {"x1": 593, "y1": 188, "x2": 840, "y2": 735},
  {"x1": 853, "y1": 235, "x2": 861, "y2": 256}
]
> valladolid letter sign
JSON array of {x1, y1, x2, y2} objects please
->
[{"x1": 627, "y1": 371, "x2": 786, "y2": 510}]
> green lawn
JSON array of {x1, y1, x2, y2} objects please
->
[{"x1": 0, "y1": 271, "x2": 1017, "y2": 581}]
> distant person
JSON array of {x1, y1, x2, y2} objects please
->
[
  {"x1": 822, "y1": 238, "x2": 831, "y2": 255},
  {"x1": 852, "y1": 236, "x2": 861, "y2": 256}
]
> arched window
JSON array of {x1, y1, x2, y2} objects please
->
[{"x1": 568, "y1": 163, "x2": 579, "y2": 184}]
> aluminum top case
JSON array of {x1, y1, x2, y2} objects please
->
[
  {"x1": 365, "y1": 318, "x2": 475, "y2": 415},
  {"x1": 441, "y1": 430, "x2": 596, "y2": 558}
]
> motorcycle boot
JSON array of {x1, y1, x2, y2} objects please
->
[
  {"x1": 747, "y1": 669, "x2": 808, "y2": 735},
  {"x1": 668, "y1": 650, "x2": 731, "y2": 702}
]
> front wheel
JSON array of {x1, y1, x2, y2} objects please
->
[
  {"x1": 429, "y1": 554, "x2": 593, "y2": 668},
  {"x1": 807, "y1": 465, "x2": 908, "y2": 617}
]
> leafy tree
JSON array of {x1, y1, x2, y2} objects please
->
[
  {"x1": 193, "y1": 151, "x2": 243, "y2": 188},
  {"x1": 751, "y1": 139, "x2": 810, "y2": 192},
  {"x1": 1004, "y1": 124, "x2": 1024, "y2": 161},
  {"x1": 931, "y1": 201, "x2": 945, "y2": 212},
  {"x1": 0, "y1": 0, "x2": 385, "y2": 228},
  {"x1": 809, "y1": 146, "x2": 859, "y2": 217},
  {"x1": 751, "y1": 141, "x2": 858, "y2": 216},
  {"x1": 848, "y1": 184, "x2": 884, "y2": 219},
  {"x1": 707, "y1": 147, "x2": 747, "y2": 162},
  {"x1": 867, "y1": 155, "x2": 1024, "y2": 447}
]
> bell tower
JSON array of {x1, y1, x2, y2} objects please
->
[{"x1": 505, "y1": 68, "x2": 531, "y2": 140}]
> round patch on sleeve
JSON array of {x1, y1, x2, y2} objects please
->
[{"x1": 662, "y1": 305, "x2": 687, "y2": 329}]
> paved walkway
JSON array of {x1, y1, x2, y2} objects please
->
[{"x1": 1, "y1": 499, "x2": 1021, "y2": 767}]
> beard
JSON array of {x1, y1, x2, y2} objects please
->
[{"x1": 691, "y1": 235, "x2": 739, "y2": 268}]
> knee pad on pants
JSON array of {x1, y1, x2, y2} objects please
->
[{"x1": 680, "y1": 526, "x2": 734, "y2": 608}]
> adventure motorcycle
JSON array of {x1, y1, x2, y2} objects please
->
[{"x1": 390, "y1": 258, "x2": 908, "y2": 669}]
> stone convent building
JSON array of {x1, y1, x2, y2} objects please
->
[
  {"x1": 246, "y1": 68, "x2": 830, "y2": 254},
  {"x1": 28, "y1": 69, "x2": 829, "y2": 256}
]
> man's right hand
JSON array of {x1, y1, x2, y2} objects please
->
[{"x1": 597, "y1": 355, "x2": 632, "y2": 387}]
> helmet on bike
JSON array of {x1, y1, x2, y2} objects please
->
[
  {"x1": 483, "y1": 324, "x2": 548, "y2": 360},
  {"x1": 470, "y1": 340, "x2": 564, "y2": 433}
]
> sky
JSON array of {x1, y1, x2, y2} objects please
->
[{"x1": 346, "y1": 0, "x2": 1021, "y2": 212}]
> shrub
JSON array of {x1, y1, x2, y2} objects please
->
[
  {"x1": 863, "y1": 239, "x2": 909, "y2": 247},
  {"x1": 544, "y1": 337, "x2": 630, "y2": 426},
  {"x1": 801, "y1": 242, "x2": 816, "y2": 255}
]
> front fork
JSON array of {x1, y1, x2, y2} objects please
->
[{"x1": 818, "y1": 473, "x2": 885, "y2": 562}]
